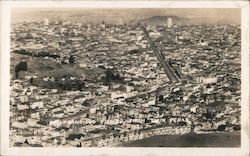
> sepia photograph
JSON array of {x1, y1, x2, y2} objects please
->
[{"x1": 1, "y1": 0, "x2": 249, "y2": 156}]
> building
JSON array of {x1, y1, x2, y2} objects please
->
[
  {"x1": 44, "y1": 18, "x2": 49, "y2": 26},
  {"x1": 167, "y1": 17, "x2": 173, "y2": 28}
]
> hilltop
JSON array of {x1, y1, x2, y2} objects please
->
[{"x1": 131, "y1": 15, "x2": 237, "y2": 26}]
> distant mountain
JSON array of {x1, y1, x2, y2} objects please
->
[
  {"x1": 12, "y1": 10, "x2": 118, "y2": 24},
  {"x1": 12, "y1": 10, "x2": 240, "y2": 25},
  {"x1": 133, "y1": 15, "x2": 190, "y2": 25},
  {"x1": 133, "y1": 15, "x2": 236, "y2": 26}
]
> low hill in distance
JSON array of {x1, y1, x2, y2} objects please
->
[{"x1": 132, "y1": 15, "x2": 237, "y2": 26}]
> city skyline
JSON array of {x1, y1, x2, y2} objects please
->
[{"x1": 11, "y1": 8, "x2": 241, "y2": 24}]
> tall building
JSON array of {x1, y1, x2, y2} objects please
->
[
  {"x1": 167, "y1": 17, "x2": 173, "y2": 28},
  {"x1": 44, "y1": 18, "x2": 49, "y2": 26},
  {"x1": 118, "y1": 18, "x2": 124, "y2": 25}
]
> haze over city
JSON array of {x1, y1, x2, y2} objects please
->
[{"x1": 12, "y1": 8, "x2": 240, "y2": 25}]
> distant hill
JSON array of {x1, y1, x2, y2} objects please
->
[
  {"x1": 132, "y1": 15, "x2": 237, "y2": 26},
  {"x1": 134, "y1": 15, "x2": 190, "y2": 26},
  {"x1": 12, "y1": 10, "x2": 240, "y2": 25}
]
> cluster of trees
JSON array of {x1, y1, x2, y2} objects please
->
[
  {"x1": 202, "y1": 110, "x2": 216, "y2": 119},
  {"x1": 61, "y1": 55, "x2": 75, "y2": 64},
  {"x1": 32, "y1": 77, "x2": 85, "y2": 91},
  {"x1": 128, "y1": 49, "x2": 139, "y2": 54},
  {"x1": 217, "y1": 125, "x2": 241, "y2": 131},
  {"x1": 15, "y1": 61, "x2": 28, "y2": 78},
  {"x1": 102, "y1": 69, "x2": 124, "y2": 85},
  {"x1": 14, "y1": 49, "x2": 32, "y2": 56},
  {"x1": 14, "y1": 49, "x2": 60, "y2": 59},
  {"x1": 69, "y1": 55, "x2": 75, "y2": 64},
  {"x1": 36, "y1": 51, "x2": 60, "y2": 59},
  {"x1": 59, "y1": 80, "x2": 84, "y2": 90},
  {"x1": 66, "y1": 134, "x2": 85, "y2": 141}
]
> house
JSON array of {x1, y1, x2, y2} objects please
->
[
  {"x1": 27, "y1": 118, "x2": 39, "y2": 127},
  {"x1": 74, "y1": 97, "x2": 86, "y2": 103},
  {"x1": 12, "y1": 121, "x2": 28, "y2": 129},
  {"x1": 52, "y1": 107, "x2": 63, "y2": 114},
  {"x1": 30, "y1": 112, "x2": 40, "y2": 119},
  {"x1": 43, "y1": 76, "x2": 49, "y2": 81},
  {"x1": 97, "y1": 139, "x2": 104, "y2": 147},
  {"x1": 19, "y1": 95, "x2": 28, "y2": 103},
  {"x1": 12, "y1": 135, "x2": 26, "y2": 143},
  {"x1": 51, "y1": 89, "x2": 57, "y2": 93},
  {"x1": 212, "y1": 118, "x2": 228, "y2": 129},
  {"x1": 216, "y1": 112, "x2": 225, "y2": 118},
  {"x1": 55, "y1": 99, "x2": 70, "y2": 106},
  {"x1": 25, "y1": 75, "x2": 37, "y2": 80},
  {"x1": 203, "y1": 77, "x2": 217, "y2": 84},
  {"x1": 89, "y1": 107, "x2": 97, "y2": 114},
  {"x1": 35, "y1": 94, "x2": 48, "y2": 100},
  {"x1": 148, "y1": 99, "x2": 156, "y2": 106},
  {"x1": 49, "y1": 120, "x2": 62, "y2": 128},
  {"x1": 66, "y1": 90, "x2": 80, "y2": 96},
  {"x1": 126, "y1": 85, "x2": 134, "y2": 93},
  {"x1": 80, "y1": 140, "x2": 92, "y2": 147},
  {"x1": 50, "y1": 131, "x2": 61, "y2": 138},
  {"x1": 31, "y1": 101, "x2": 44, "y2": 109},
  {"x1": 190, "y1": 105, "x2": 198, "y2": 113},
  {"x1": 53, "y1": 111, "x2": 64, "y2": 118},
  {"x1": 65, "y1": 106, "x2": 76, "y2": 113},
  {"x1": 17, "y1": 104, "x2": 29, "y2": 110},
  {"x1": 26, "y1": 136, "x2": 42, "y2": 145}
]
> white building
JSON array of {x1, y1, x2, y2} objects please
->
[
  {"x1": 44, "y1": 18, "x2": 49, "y2": 26},
  {"x1": 31, "y1": 101, "x2": 44, "y2": 109},
  {"x1": 167, "y1": 17, "x2": 173, "y2": 28},
  {"x1": 203, "y1": 77, "x2": 218, "y2": 84},
  {"x1": 19, "y1": 95, "x2": 28, "y2": 103},
  {"x1": 17, "y1": 104, "x2": 29, "y2": 110}
]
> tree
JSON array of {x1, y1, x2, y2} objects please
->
[
  {"x1": 105, "y1": 69, "x2": 114, "y2": 81},
  {"x1": 30, "y1": 77, "x2": 33, "y2": 84},
  {"x1": 217, "y1": 125, "x2": 226, "y2": 131},
  {"x1": 105, "y1": 69, "x2": 122, "y2": 82},
  {"x1": 69, "y1": 55, "x2": 75, "y2": 64},
  {"x1": 159, "y1": 95, "x2": 164, "y2": 102},
  {"x1": 233, "y1": 125, "x2": 241, "y2": 131},
  {"x1": 203, "y1": 110, "x2": 215, "y2": 119},
  {"x1": 24, "y1": 139, "x2": 29, "y2": 144},
  {"x1": 102, "y1": 135, "x2": 106, "y2": 140},
  {"x1": 15, "y1": 61, "x2": 28, "y2": 78},
  {"x1": 76, "y1": 142, "x2": 82, "y2": 147}
]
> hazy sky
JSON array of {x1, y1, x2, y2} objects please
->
[{"x1": 11, "y1": 8, "x2": 241, "y2": 24}]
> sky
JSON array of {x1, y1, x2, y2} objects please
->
[{"x1": 11, "y1": 8, "x2": 241, "y2": 24}]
